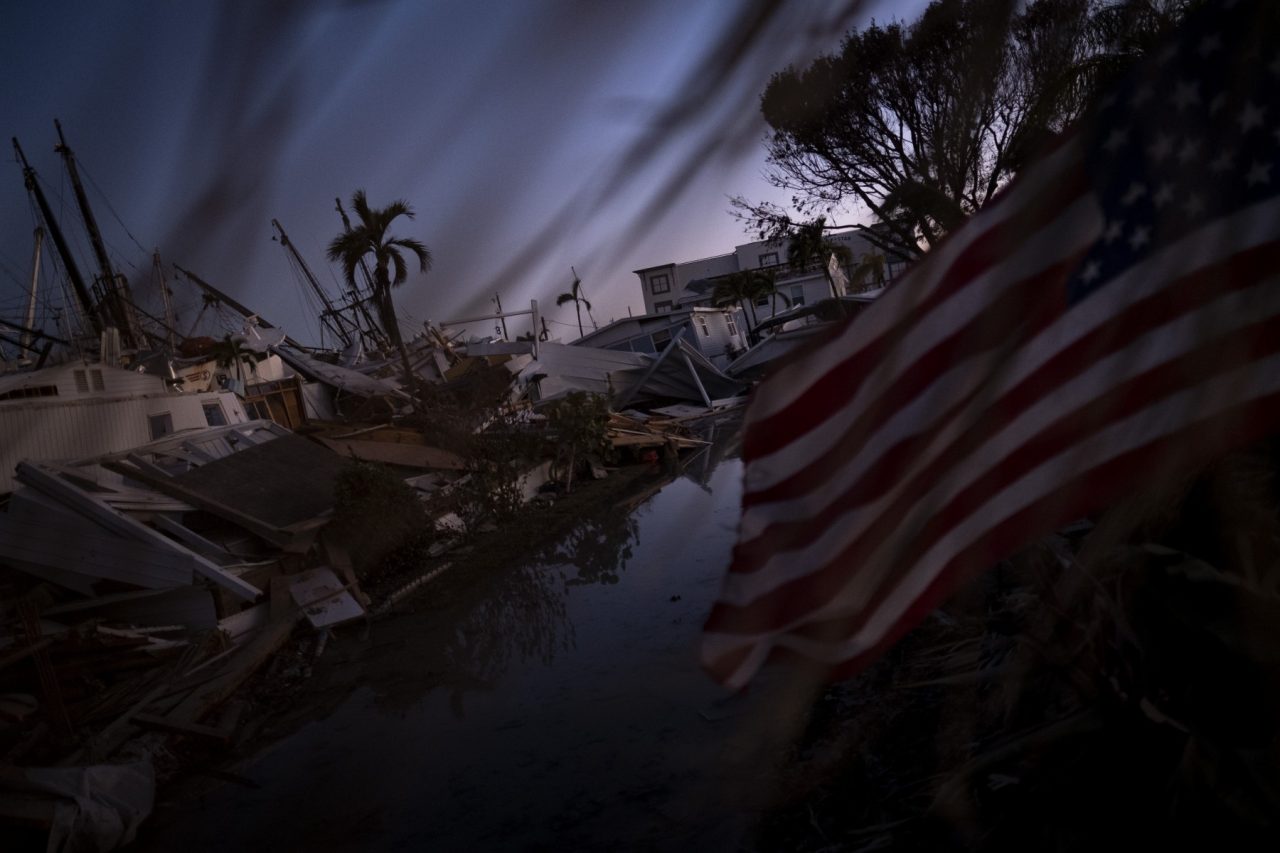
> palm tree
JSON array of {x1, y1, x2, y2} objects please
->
[
  {"x1": 327, "y1": 189, "x2": 432, "y2": 395},
  {"x1": 787, "y1": 217, "x2": 852, "y2": 301},
  {"x1": 711, "y1": 270, "x2": 759, "y2": 340},
  {"x1": 849, "y1": 252, "x2": 887, "y2": 292},
  {"x1": 751, "y1": 269, "x2": 792, "y2": 319},
  {"x1": 556, "y1": 274, "x2": 592, "y2": 338},
  {"x1": 211, "y1": 334, "x2": 258, "y2": 389}
]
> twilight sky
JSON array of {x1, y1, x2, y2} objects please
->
[{"x1": 0, "y1": 0, "x2": 919, "y2": 348}]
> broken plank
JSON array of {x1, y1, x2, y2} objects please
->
[
  {"x1": 130, "y1": 712, "x2": 234, "y2": 743},
  {"x1": 103, "y1": 458, "x2": 293, "y2": 548},
  {"x1": 316, "y1": 436, "x2": 466, "y2": 470},
  {"x1": 15, "y1": 461, "x2": 262, "y2": 602}
]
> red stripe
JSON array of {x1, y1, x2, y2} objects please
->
[
  {"x1": 741, "y1": 255, "x2": 1073, "y2": 511},
  {"x1": 742, "y1": 163, "x2": 1090, "y2": 462},
  {"x1": 704, "y1": 388, "x2": 1280, "y2": 684},
  {"x1": 733, "y1": 240, "x2": 1280, "y2": 578},
  {"x1": 705, "y1": 309, "x2": 1280, "y2": 636}
]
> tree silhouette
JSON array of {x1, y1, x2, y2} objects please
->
[
  {"x1": 327, "y1": 189, "x2": 432, "y2": 396},
  {"x1": 712, "y1": 270, "x2": 761, "y2": 340},
  {"x1": 787, "y1": 217, "x2": 851, "y2": 301},
  {"x1": 556, "y1": 274, "x2": 592, "y2": 338}
]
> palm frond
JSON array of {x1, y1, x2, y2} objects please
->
[
  {"x1": 388, "y1": 249, "x2": 409, "y2": 288},
  {"x1": 388, "y1": 236, "x2": 432, "y2": 273}
]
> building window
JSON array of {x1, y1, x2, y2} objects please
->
[
  {"x1": 695, "y1": 315, "x2": 710, "y2": 337},
  {"x1": 654, "y1": 300, "x2": 672, "y2": 313},
  {"x1": 649, "y1": 273, "x2": 671, "y2": 295},
  {"x1": 725, "y1": 314, "x2": 738, "y2": 337},
  {"x1": 90, "y1": 369, "x2": 105, "y2": 391},
  {"x1": 754, "y1": 294, "x2": 769, "y2": 307},
  {"x1": 790, "y1": 285, "x2": 806, "y2": 307},
  {"x1": 758, "y1": 252, "x2": 778, "y2": 267},
  {"x1": 73, "y1": 370, "x2": 89, "y2": 393},
  {"x1": 651, "y1": 329, "x2": 673, "y2": 350},
  {"x1": 202, "y1": 402, "x2": 228, "y2": 427},
  {"x1": 0, "y1": 385, "x2": 58, "y2": 401},
  {"x1": 148, "y1": 413, "x2": 173, "y2": 440}
]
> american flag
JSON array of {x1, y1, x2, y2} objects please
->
[{"x1": 701, "y1": 0, "x2": 1280, "y2": 690}]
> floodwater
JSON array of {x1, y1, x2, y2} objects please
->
[{"x1": 138, "y1": 432, "x2": 798, "y2": 851}]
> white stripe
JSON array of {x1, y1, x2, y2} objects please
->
[
  {"x1": 818, "y1": 345, "x2": 1280, "y2": 657},
  {"x1": 739, "y1": 194, "x2": 1280, "y2": 557},
  {"x1": 705, "y1": 315, "x2": 1280, "y2": 683},
  {"x1": 746, "y1": 141, "x2": 1086, "y2": 425},
  {"x1": 722, "y1": 277, "x2": 1280, "y2": 608},
  {"x1": 743, "y1": 195, "x2": 1101, "y2": 497}
]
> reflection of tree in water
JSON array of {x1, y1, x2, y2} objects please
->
[
  {"x1": 363, "y1": 560, "x2": 576, "y2": 719},
  {"x1": 442, "y1": 561, "x2": 576, "y2": 681},
  {"x1": 540, "y1": 499, "x2": 641, "y2": 587}
]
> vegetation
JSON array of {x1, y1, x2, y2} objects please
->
[
  {"x1": 328, "y1": 460, "x2": 431, "y2": 578},
  {"x1": 753, "y1": 442, "x2": 1280, "y2": 850},
  {"x1": 753, "y1": 268, "x2": 792, "y2": 317},
  {"x1": 734, "y1": 0, "x2": 1194, "y2": 259},
  {"x1": 543, "y1": 391, "x2": 613, "y2": 494},
  {"x1": 712, "y1": 270, "x2": 765, "y2": 339},
  {"x1": 786, "y1": 216, "x2": 852, "y2": 300},
  {"x1": 209, "y1": 333, "x2": 260, "y2": 386},
  {"x1": 849, "y1": 251, "x2": 887, "y2": 292},
  {"x1": 327, "y1": 189, "x2": 432, "y2": 395},
  {"x1": 555, "y1": 273, "x2": 592, "y2": 338}
]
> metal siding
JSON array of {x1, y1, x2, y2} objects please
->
[{"x1": 0, "y1": 391, "x2": 249, "y2": 494}]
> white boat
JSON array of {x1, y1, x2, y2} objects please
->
[{"x1": 0, "y1": 361, "x2": 248, "y2": 495}]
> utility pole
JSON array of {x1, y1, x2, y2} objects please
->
[{"x1": 493, "y1": 293, "x2": 510, "y2": 339}]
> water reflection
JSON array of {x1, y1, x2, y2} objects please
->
[
  {"x1": 137, "y1": 424, "x2": 749, "y2": 852},
  {"x1": 543, "y1": 499, "x2": 642, "y2": 587},
  {"x1": 442, "y1": 560, "x2": 575, "y2": 681}
]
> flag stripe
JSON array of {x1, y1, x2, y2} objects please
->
[
  {"x1": 732, "y1": 233, "x2": 1280, "y2": 582},
  {"x1": 709, "y1": 308, "x2": 1280, "y2": 634},
  {"x1": 704, "y1": 2, "x2": 1280, "y2": 689},
  {"x1": 742, "y1": 142, "x2": 1089, "y2": 452},
  {"x1": 737, "y1": 193, "x2": 1280, "y2": 551},
  {"x1": 706, "y1": 370, "x2": 1280, "y2": 689},
  {"x1": 743, "y1": 193, "x2": 1099, "y2": 499}
]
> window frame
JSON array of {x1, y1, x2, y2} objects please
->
[
  {"x1": 148, "y1": 412, "x2": 174, "y2": 440},
  {"x1": 649, "y1": 273, "x2": 671, "y2": 295},
  {"x1": 202, "y1": 402, "x2": 228, "y2": 427}
]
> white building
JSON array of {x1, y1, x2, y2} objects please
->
[
  {"x1": 634, "y1": 232, "x2": 907, "y2": 322},
  {"x1": 572, "y1": 306, "x2": 746, "y2": 369}
]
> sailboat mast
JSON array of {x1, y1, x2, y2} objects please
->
[
  {"x1": 153, "y1": 250, "x2": 178, "y2": 352},
  {"x1": 12, "y1": 137, "x2": 102, "y2": 336},
  {"x1": 53, "y1": 119, "x2": 138, "y2": 347},
  {"x1": 174, "y1": 264, "x2": 305, "y2": 350},
  {"x1": 271, "y1": 219, "x2": 353, "y2": 348},
  {"x1": 22, "y1": 227, "x2": 44, "y2": 352}
]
